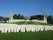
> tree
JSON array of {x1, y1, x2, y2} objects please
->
[
  {"x1": 13, "y1": 14, "x2": 25, "y2": 19},
  {"x1": 13, "y1": 14, "x2": 18, "y2": 19},
  {"x1": 0, "y1": 16, "x2": 5, "y2": 21},
  {"x1": 47, "y1": 16, "x2": 53, "y2": 24},
  {"x1": 30, "y1": 15, "x2": 43, "y2": 20}
]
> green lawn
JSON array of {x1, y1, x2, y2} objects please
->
[
  {"x1": 0, "y1": 31, "x2": 53, "y2": 40},
  {"x1": 11, "y1": 21, "x2": 53, "y2": 25}
]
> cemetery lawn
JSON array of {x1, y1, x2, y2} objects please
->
[
  {"x1": 11, "y1": 21, "x2": 53, "y2": 25},
  {"x1": 0, "y1": 31, "x2": 53, "y2": 40}
]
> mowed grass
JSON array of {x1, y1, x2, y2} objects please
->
[
  {"x1": 11, "y1": 21, "x2": 53, "y2": 25},
  {"x1": 0, "y1": 31, "x2": 53, "y2": 40}
]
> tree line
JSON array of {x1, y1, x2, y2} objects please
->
[{"x1": 0, "y1": 14, "x2": 53, "y2": 24}]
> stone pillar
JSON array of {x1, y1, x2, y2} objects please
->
[
  {"x1": 43, "y1": 12, "x2": 47, "y2": 23},
  {"x1": 9, "y1": 12, "x2": 13, "y2": 23}
]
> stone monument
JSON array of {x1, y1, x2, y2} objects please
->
[
  {"x1": 43, "y1": 12, "x2": 47, "y2": 23},
  {"x1": 9, "y1": 12, "x2": 13, "y2": 23}
]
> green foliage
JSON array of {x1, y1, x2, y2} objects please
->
[
  {"x1": 0, "y1": 16, "x2": 5, "y2": 21},
  {"x1": 13, "y1": 14, "x2": 25, "y2": 19},
  {"x1": 47, "y1": 16, "x2": 53, "y2": 24},
  {"x1": 30, "y1": 15, "x2": 44, "y2": 20}
]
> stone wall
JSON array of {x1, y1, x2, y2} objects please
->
[
  {"x1": 7, "y1": 19, "x2": 47, "y2": 23},
  {"x1": 32, "y1": 19, "x2": 47, "y2": 23},
  {"x1": 0, "y1": 23, "x2": 53, "y2": 33},
  {"x1": 8, "y1": 19, "x2": 26, "y2": 23}
]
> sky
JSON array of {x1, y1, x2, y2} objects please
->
[{"x1": 0, "y1": 0, "x2": 53, "y2": 17}]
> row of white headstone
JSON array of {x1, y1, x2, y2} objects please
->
[{"x1": 0, "y1": 23, "x2": 53, "y2": 33}]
